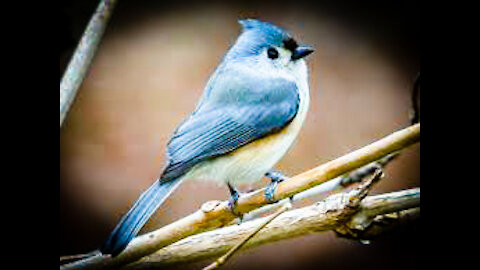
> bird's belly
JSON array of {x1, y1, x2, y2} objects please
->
[{"x1": 182, "y1": 106, "x2": 307, "y2": 186}]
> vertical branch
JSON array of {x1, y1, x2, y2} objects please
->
[
  {"x1": 60, "y1": 0, "x2": 117, "y2": 126},
  {"x1": 410, "y1": 73, "x2": 420, "y2": 125}
]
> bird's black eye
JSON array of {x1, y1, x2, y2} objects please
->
[{"x1": 267, "y1": 47, "x2": 279, "y2": 59}]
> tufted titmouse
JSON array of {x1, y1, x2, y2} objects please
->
[{"x1": 101, "y1": 18, "x2": 314, "y2": 256}]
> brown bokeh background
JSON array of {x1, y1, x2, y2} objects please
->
[{"x1": 60, "y1": 0, "x2": 420, "y2": 269}]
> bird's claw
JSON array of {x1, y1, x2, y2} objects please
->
[
  {"x1": 264, "y1": 170, "x2": 289, "y2": 203},
  {"x1": 227, "y1": 183, "x2": 244, "y2": 222},
  {"x1": 265, "y1": 170, "x2": 288, "y2": 182},
  {"x1": 265, "y1": 180, "x2": 279, "y2": 203}
]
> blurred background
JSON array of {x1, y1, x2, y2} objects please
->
[{"x1": 60, "y1": 0, "x2": 420, "y2": 269}]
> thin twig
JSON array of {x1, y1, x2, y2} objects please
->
[
  {"x1": 60, "y1": 250, "x2": 103, "y2": 265},
  {"x1": 60, "y1": 0, "x2": 117, "y2": 126},
  {"x1": 202, "y1": 201, "x2": 292, "y2": 270}
]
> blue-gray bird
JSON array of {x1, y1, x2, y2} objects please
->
[{"x1": 101, "y1": 18, "x2": 314, "y2": 256}]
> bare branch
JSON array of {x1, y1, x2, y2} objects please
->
[
  {"x1": 60, "y1": 0, "x2": 117, "y2": 126},
  {"x1": 409, "y1": 73, "x2": 421, "y2": 125},
  {"x1": 123, "y1": 187, "x2": 419, "y2": 269},
  {"x1": 336, "y1": 207, "x2": 420, "y2": 242},
  {"x1": 60, "y1": 124, "x2": 419, "y2": 270},
  {"x1": 242, "y1": 153, "x2": 398, "y2": 222},
  {"x1": 202, "y1": 202, "x2": 292, "y2": 270},
  {"x1": 60, "y1": 251, "x2": 102, "y2": 265}
]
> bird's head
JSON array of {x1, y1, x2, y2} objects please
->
[{"x1": 225, "y1": 19, "x2": 314, "y2": 70}]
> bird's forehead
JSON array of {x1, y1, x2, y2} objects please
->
[{"x1": 239, "y1": 19, "x2": 296, "y2": 48}]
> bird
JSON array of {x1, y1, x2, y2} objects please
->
[{"x1": 100, "y1": 18, "x2": 314, "y2": 256}]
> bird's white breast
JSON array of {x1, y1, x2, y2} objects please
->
[{"x1": 182, "y1": 60, "x2": 310, "y2": 187}]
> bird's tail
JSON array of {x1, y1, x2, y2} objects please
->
[{"x1": 100, "y1": 178, "x2": 182, "y2": 256}]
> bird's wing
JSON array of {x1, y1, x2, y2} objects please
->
[{"x1": 160, "y1": 70, "x2": 300, "y2": 182}]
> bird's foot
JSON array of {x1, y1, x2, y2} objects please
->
[
  {"x1": 227, "y1": 182, "x2": 244, "y2": 222},
  {"x1": 265, "y1": 170, "x2": 290, "y2": 203}
]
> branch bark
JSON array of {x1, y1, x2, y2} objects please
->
[
  {"x1": 123, "y1": 188, "x2": 419, "y2": 269},
  {"x1": 242, "y1": 153, "x2": 398, "y2": 222},
  {"x1": 60, "y1": 123, "x2": 419, "y2": 270},
  {"x1": 60, "y1": 0, "x2": 117, "y2": 126},
  {"x1": 202, "y1": 201, "x2": 293, "y2": 270}
]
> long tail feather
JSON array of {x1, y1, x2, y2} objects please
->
[{"x1": 100, "y1": 178, "x2": 182, "y2": 256}]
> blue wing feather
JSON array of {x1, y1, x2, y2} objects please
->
[{"x1": 160, "y1": 69, "x2": 299, "y2": 182}]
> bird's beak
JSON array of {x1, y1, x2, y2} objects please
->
[{"x1": 291, "y1": 45, "x2": 314, "y2": 60}]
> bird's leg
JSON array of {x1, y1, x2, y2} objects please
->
[
  {"x1": 264, "y1": 170, "x2": 290, "y2": 203},
  {"x1": 227, "y1": 182, "x2": 243, "y2": 221}
]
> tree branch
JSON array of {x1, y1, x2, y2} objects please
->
[
  {"x1": 409, "y1": 73, "x2": 421, "y2": 125},
  {"x1": 202, "y1": 201, "x2": 293, "y2": 270},
  {"x1": 60, "y1": 123, "x2": 419, "y2": 270},
  {"x1": 336, "y1": 207, "x2": 420, "y2": 242},
  {"x1": 242, "y1": 153, "x2": 398, "y2": 222},
  {"x1": 123, "y1": 187, "x2": 419, "y2": 269},
  {"x1": 60, "y1": 0, "x2": 117, "y2": 126}
]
